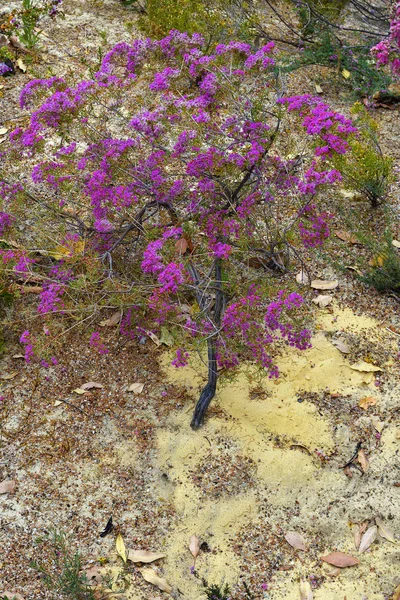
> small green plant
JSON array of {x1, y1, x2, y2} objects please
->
[
  {"x1": 121, "y1": 0, "x2": 256, "y2": 44},
  {"x1": 361, "y1": 233, "x2": 400, "y2": 293},
  {"x1": 282, "y1": 31, "x2": 393, "y2": 98},
  {"x1": 0, "y1": 0, "x2": 62, "y2": 50},
  {"x1": 328, "y1": 102, "x2": 393, "y2": 207},
  {"x1": 202, "y1": 578, "x2": 231, "y2": 600},
  {"x1": 31, "y1": 530, "x2": 97, "y2": 599}
]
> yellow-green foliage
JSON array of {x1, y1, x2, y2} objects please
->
[
  {"x1": 138, "y1": 0, "x2": 256, "y2": 43},
  {"x1": 329, "y1": 102, "x2": 393, "y2": 207}
]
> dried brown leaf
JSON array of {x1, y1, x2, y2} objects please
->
[
  {"x1": 359, "y1": 525, "x2": 377, "y2": 553},
  {"x1": 0, "y1": 372, "x2": 18, "y2": 380},
  {"x1": 296, "y1": 270, "x2": 310, "y2": 285},
  {"x1": 0, "y1": 479, "x2": 16, "y2": 494},
  {"x1": 326, "y1": 567, "x2": 341, "y2": 577},
  {"x1": 311, "y1": 279, "x2": 339, "y2": 290},
  {"x1": 189, "y1": 534, "x2": 200, "y2": 560},
  {"x1": 141, "y1": 568, "x2": 172, "y2": 594},
  {"x1": 128, "y1": 550, "x2": 166, "y2": 563},
  {"x1": 332, "y1": 339, "x2": 350, "y2": 354},
  {"x1": 392, "y1": 240, "x2": 400, "y2": 249},
  {"x1": 349, "y1": 362, "x2": 382, "y2": 373},
  {"x1": 312, "y1": 294, "x2": 333, "y2": 308},
  {"x1": 392, "y1": 583, "x2": 400, "y2": 600},
  {"x1": 354, "y1": 521, "x2": 368, "y2": 550},
  {"x1": 315, "y1": 84, "x2": 323, "y2": 94},
  {"x1": 357, "y1": 449, "x2": 369, "y2": 473},
  {"x1": 99, "y1": 310, "x2": 122, "y2": 327},
  {"x1": 147, "y1": 331, "x2": 161, "y2": 346},
  {"x1": 85, "y1": 565, "x2": 103, "y2": 584},
  {"x1": 358, "y1": 396, "x2": 377, "y2": 410},
  {"x1": 335, "y1": 230, "x2": 359, "y2": 244},
  {"x1": 16, "y1": 58, "x2": 27, "y2": 72},
  {"x1": 115, "y1": 533, "x2": 127, "y2": 563},
  {"x1": 284, "y1": 531, "x2": 307, "y2": 551},
  {"x1": 81, "y1": 381, "x2": 103, "y2": 390},
  {"x1": 371, "y1": 418, "x2": 385, "y2": 433},
  {"x1": 175, "y1": 238, "x2": 188, "y2": 255},
  {"x1": 345, "y1": 265, "x2": 363, "y2": 277},
  {"x1": 299, "y1": 580, "x2": 313, "y2": 599},
  {"x1": 127, "y1": 382, "x2": 144, "y2": 394},
  {"x1": 1, "y1": 592, "x2": 24, "y2": 600},
  {"x1": 321, "y1": 552, "x2": 359, "y2": 567},
  {"x1": 375, "y1": 517, "x2": 397, "y2": 544}
]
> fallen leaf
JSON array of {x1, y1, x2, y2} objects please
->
[
  {"x1": 1, "y1": 593, "x2": 24, "y2": 600},
  {"x1": 311, "y1": 279, "x2": 339, "y2": 290},
  {"x1": 19, "y1": 285, "x2": 43, "y2": 294},
  {"x1": 0, "y1": 126, "x2": 8, "y2": 135},
  {"x1": 325, "y1": 567, "x2": 341, "y2": 577},
  {"x1": 116, "y1": 533, "x2": 127, "y2": 563},
  {"x1": 49, "y1": 240, "x2": 85, "y2": 260},
  {"x1": 85, "y1": 565, "x2": 103, "y2": 584},
  {"x1": 342, "y1": 68, "x2": 351, "y2": 79},
  {"x1": 357, "y1": 449, "x2": 369, "y2": 473},
  {"x1": 160, "y1": 327, "x2": 174, "y2": 347},
  {"x1": 189, "y1": 534, "x2": 200, "y2": 563},
  {"x1": 284, "y1": 531, "x2": 307, "y2": 551},
  {"x1": 9, "y1": 35, "x2": 30, "y2": 52},
  {"x1": 16, "y1": 58, "x2": 27, "y2": 72},
  {"x1": 99, "y1": 310, "x2": 122, "y2": 327},
  {"x1": 175, "y1": 238, "x2": 188, "y2": 255},
  {"x1": 371, "y1": 417, "x2": 385, "y2": 433},
  {"x1": 54, "y1": 400, "x2": 62, "y2": 407},
  {"x1": 354, "y1": 521, "x2": 369, "y2": 550},
  {"x1": 0, "y1": 372, "x2": 18, "y2": 380},
  {"x1": 349, "y1": 362, "x2": 382, "y2": 373},
  {"x1": 392, "y1": 240, "x2": 400, "y2": 249},
  {"x1": 299, "y1": 580, "x2": 313, "y2": 599},
  {"x1": 315, "y1": 84, "x2": 323, "y2": 94},
  {"x1": 127, "y1": 382, "x2": 144, "y2": 394},
  {"x1": 359, "y1": 525, "x2": 377, "y2": 553},
  {"x1": 375, "y1": 517, "x2": 397, "y2": 543},
  {"x1": 0, "y1": 479, "x2": 16, "y2": 494},
  {"x1": 296, "y1": 270, "x2": 310, "y2": 285},
  {"x1": 141, "y1": 568, "x2": 172, "y2": 594},
  {"x1": 147, "y1": 331, "x2": 161, "y2": 346},
  {"x1": 321, "y1": 551, "x2": 359, "y2": 567},
  {"x1": 335, "y1": 230, "x2": 359, "y2": 244},
  {"x1": 358, "y1": 396, "x2": 377, "y2": 410},
  {"x1": 73, "y1": 388, "x2": 86, "y2": 395},
  {"x1": 392, "y1": 584, "x2": 400, "y2": 600},
  {"x1": 312, "y1": 294, "x2": 333, "y2": 308},
  {"x1": 369, "y1": 253, "x2": 387, "y2": 267},
  {"x1": 345, "y1": 265, "x2": 363, "y2": 277},
  {"x1": 81, "y1": 381, "x2": 103, "y2": 390},
  {"x1": 332, "y1": 339, "x2": 350, "y2": 354},
  {"x1": 128, "y1": 550, "x2": 166, "y2": 563}
]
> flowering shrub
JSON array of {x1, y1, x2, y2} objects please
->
[
  {"x1": 0, "y1": 31, "x2": 356, "y2": 427},
  {"x1": 371, "y1": 1, "x2": 400, "y2": 78},
  {"x1": 285, "y1": 100, "x2": 393, "y2": 207}
]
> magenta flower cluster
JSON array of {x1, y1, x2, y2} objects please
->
[
  {"x1": 298, "y1": 204, "x2": 332, "y2": 248},
  {"x1": 371, "y1": 1, "x2": 400, "y2": 77},
  {"x1": 3, "y1": 30, "x2": 359, "y2": 377}
]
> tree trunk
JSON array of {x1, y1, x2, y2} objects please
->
[
  {"x1": 190, "y1": 338, "x2": 218, "y2": 429},
  {"x1": 190, "y1": 259, "x2": 224, "y2": 429}
]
